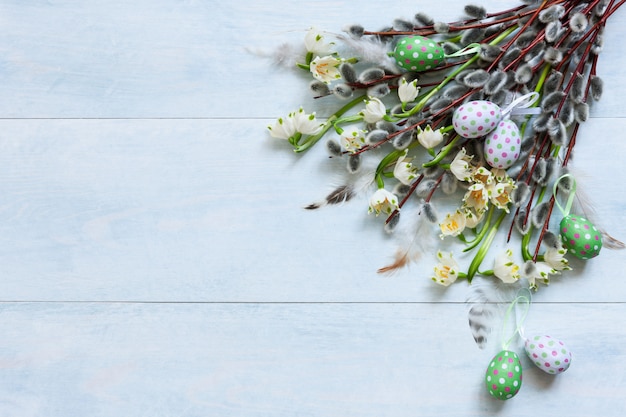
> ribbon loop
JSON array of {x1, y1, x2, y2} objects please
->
[
  {"x1": 502, "y1": 92, "x2": 541, "y2": 118},
  {"x1": 444, "y1": 43, "x2": 481, "y2": 58},
  {"x1": 501, "y1": 288, "x2": 532, "y2": 350},
  {"x1": 553, "y1": 174, "x2": 577, "y2": 217}
]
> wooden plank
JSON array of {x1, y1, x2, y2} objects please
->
[
  {"x1": 0, "y1": 302, "x2": 623, "y2": 416},
  {"x1": 0, "y1": 117, "x2": 623, "y2": 302},
  {"x1": 0, "y1": 0, "x2": 625, "y2": 118}
]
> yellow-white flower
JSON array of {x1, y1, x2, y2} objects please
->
[
  {"x1": 432, "y1": 251, "x2": 460, "y2": 287},
  {"x1": 464, "y1": 208, "x2": 484, "y2": 229},
  {"x1": 368, "y1": 188, "x2": 399, "y2": 216},
  {"x1": 523, "y1": 260, "x2": 558, "y2": 290},
  {"x1": 493, "y1": 249, "x2": 521, "y2": 283},
  {"x1": 416, "y1": 125, "x2": 445, "y2": 149},
  {"x1": 310, "y1": 55, "x2": 342, "y2": 83},
  {"x1": 361, "y1": 97, "x2": 386, "y2": 123},
  {"x1": 440, "y1": 209, "x2": 467, "y2": 238},
  {"x1": 293, "y1": 107, "x2": 323, "y2": 136},
  {"x1": 544, "y1": 245, "x2": 572, "y2": 272},
  {"x1": 450, "y1": 148, "x2": 474, "y2": 182},
  {"x1": 488, "y1": 179, "x2": 515, "y2": 212},
  {"x1": 471, "y1": 166, "x2": 494, "y2": 186},
  {"x1": 267, "y1": 112, "x2": 297, "y2": 140},
  {"x1": 304, "y1": 27, "x2": 334, "y2": 55},
  {"x1": 463, "y1": 182, "x2": 489, "y2": 214},
  {"x1": 393, "y1": 150, "x2": 419, "y2": 185},
  {"x1": 398, "y1": 78, "x2": 420, "y2": 104},
  {"x1": 340, "y1": 127, "x2": 367, "y2": 153}
]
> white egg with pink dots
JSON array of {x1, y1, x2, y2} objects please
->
[
  {"x1": 484, "y1": 119, "x2": 521, "y2": 169},
  {"x1": 452, "y1": 100, "x2": 501, "y2": 139},
  {"x1": 524, "y1": 335, "x2": 572, "y2": 375}
]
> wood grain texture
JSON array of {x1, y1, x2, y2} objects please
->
[
  {"x1": 0, "y1": 0, "x2": 625, "y2": 415},
  {"x1": 0, "y1": 302, "x2": 624, "y2": 417}
]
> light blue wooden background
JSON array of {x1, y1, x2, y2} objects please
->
[{"x1": 1, "y1": 0, "x2": 625, "y2": 415}]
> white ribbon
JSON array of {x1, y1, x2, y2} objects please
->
[{"x1": 502, "y1": 92, "x2": 542, "y2": 118}]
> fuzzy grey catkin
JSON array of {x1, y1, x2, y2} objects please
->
[
  {"x1": 479, "y1": 44, "x2": 502, "y2": 62},
  {"x1": 590, "y1": 76, "x2": 603, "y2": 101},
  {"x1": 463, "y1": 69, "x2": 491, "y2": 88},
  {"x1": 366, "y1": 129, "x2": 389, "y2": 144},
  {"x1": 392, "y1": 130, "x2": 414, "y2": 150},
  {"x1": 569, "y1": 12, "x2": 588, "y2": 33},
  {"x1": 367, "y1": 83, "x2": 390, "y2": 98},
  {"x1": 544, "y1": 70, "x2": 563, "y2": 94},
  {"x1": 543, "y1": 47, "x2": 563, "y2": 65},
  {"x1": 499, "y1": 47, "x2": 522, "y2": 69},
  {"x1": 542, "y1": 91, "x2": 566, "y2": 113},
  {"x1": 376, "y1": 120, "x2": 397, "y2": 134},
  {"x1": 570, "y1": 73, "x2": 585, "y2": 104},
  {"x1": 332, "y1": 83, "x2": 353, "y2": 99},
  {"x1": 358, "y1": 68, "x2": 385, "y2": 83},
  {"x1": 461, "y1": 28, "x2": 484, "y2": 45},
  {"x1": 464, "y1": 4, "x2": 487, "y2": 19},
  {"x1": 511, "y1": 182, "x2": 531, "y2": 207},
  {"x1": 543, "y1": 231, "x2": 560, "y2": 249},
  {"x1": 415, "y1": 12, "x2": 434, "y2": 26},
  {"x1": 443, "y1": 84, "x2": 470, "y2": 100},
  {"x1": 515, "y1": 209, "x2": 531, "y2": 234},
  {"x1": 574, "y1": 102, "x2": 589, "y2": 123},
  {"x1": 532, "y1": 112, "x2": 552, "y2": 132},
  {"x1": 384, "y1": 212, "x2": 400, "y2": 234},
  {"x1": 484, "y1": 70, "x2": 508, "y2": 95},
  {"x1": 393, "y1": 19, "x2": 414, "y2": 31},
  {"x1": 547, "y1": 117, "x2": 567, "y2": 145},
  {"x1": 339, "y1": 63, "x2": 357, "y2": 83},
  {"x1": 415, "y1": 179, "x2": 437, "y2": 198},
  {"x1": 433, "y1": 21, "x2": 450, "y2": 33},
  {"x1": 344, "y1": 24, "x2": 365, "y2": 39},
  {"x1": 531, "y1": 202, "x2": 550, "y2": 227},
  {"x1": 544, "y1": 21, "x2": 563, "y2": 43},
  {"x1": 309, "y1": 80, "x2": 330, "y2": 96},
  {"x1": 326, "y1": 139, "x2": 342, "y2": 157},
  {"x1": 539, "y1": 5, "x2": 565, "y2": 22},
  {"x1": 421, "y1": 202, "x2": 438, "y2": 224},
  {"x1": 532, "y1": 158, "x2": 547, "y2": 185},
  {"x1": 428, "y1": 97, "x2": 453, "y2": 114},
  {"x1": 559, "y1": 99, "x2": 575, "y2": 127},
  {"x1": 347, "y1": 153, "x2": 361, "y2": 173},
  {"x1": 441, "y1": 172, "x2": 458, "y2": 195},
  {"x1": 515, "y1": 31, "x2": 538, "y2": 49},
  {"x1": 514, "y1": 64, "x2": 533, "y2": 85}
]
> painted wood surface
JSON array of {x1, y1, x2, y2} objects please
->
[{"x1": 0, "y1": 0, "x2": 625, "y2": 415}]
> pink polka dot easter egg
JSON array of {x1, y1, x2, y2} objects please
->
[
  {"x1": 393, "y1": 36, "x2": 445, "y2": 72},
  {"x1": 453, "y1": 100, "x2": 502, "y2": 139},
  {"x1": 484, "y1": 119, "x2": 521, "y2": 169},
  {"x1": 485, "y1": 350, "x2": 523, "y2": 400},
  {"x1": 560, "y1": 214, "x2": 603, "y2": 259},
  {"x1": 524, "y1": 335, "x2": 572, "y2": 375}
]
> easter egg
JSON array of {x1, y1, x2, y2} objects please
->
[
  {"x1": 393, "y1": 36, "x2": 444, "y2": 72},
  {"x1": 484, "y1": 119, "x2": 521, "y2": 169},
  {"x1": 559, "y1": 214, "x2": 602, "y2": 259},
  {"x1": 485, "y1": 350, "x2": 523, "y2": 400},
  {"x1": 453, "y1": 100, "x2": 502, "y2": 138},
  {"x1": 524, "y1": 335, "x2": 572, "y2": 374}
]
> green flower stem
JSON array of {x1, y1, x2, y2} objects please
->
[
  {"x1": 294, "y1": 94, "x2": 366, "y2": 153},
  {"x1": 332, "y1": 114, "x2": 364, "y2": 134},
  {"x1": 374, "y1": 148, "x2": 406, "y2": 189},
  {"x1": 467, "y1": 209, "x2": 507, "y2": 282},
  {"x1": 422, "y1": 134, "x2": 461, "y2": 168},
  {"x1": 462, "y1": 208, "x2": 494, "y2": 252}
]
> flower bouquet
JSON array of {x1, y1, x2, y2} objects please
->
[
  {"x1": 265, "y1": 0, "x2": 624, "y2": 399},
  {"x1": 268, "y1": 0, "x2": 623, "y2": 287}
]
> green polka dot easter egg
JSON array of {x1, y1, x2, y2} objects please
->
[
  {"x1": 560, "y1": 214, "x2": 602, "y2": 259},
  {"x1": 485, "y1": 350, "x2": 523, "y2": 400},
  {"x1": 393, "y1": 36, "x2": 444, "y2": 72}
]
